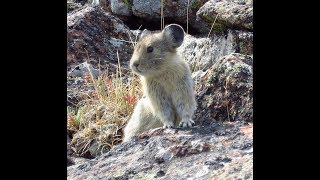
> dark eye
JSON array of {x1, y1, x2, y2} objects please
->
[{"x1": 147, "y1": 46, "x2": 153, "y2": 53}]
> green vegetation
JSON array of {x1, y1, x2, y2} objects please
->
[{"x1": 200, "y1": 13, "x2": 228, "y2": 34}]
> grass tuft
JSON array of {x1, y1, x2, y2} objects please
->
[{"x1": 67, "y1": 50, "x2": 142, "y2": 158}]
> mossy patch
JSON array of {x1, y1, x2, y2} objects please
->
[
  {"x1": 190, "y1": 0, "x2": 207, "y2": 10},
  {"x1": 199, "y1": 13, "x2": 231, "y2": 33},
  {"x1": 123, "y1": 0, "x2": 133, "y2": 10}
]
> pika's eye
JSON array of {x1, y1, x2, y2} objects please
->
[{"x1": 147, "y1": 46, "x2": 153, "y2": 53}]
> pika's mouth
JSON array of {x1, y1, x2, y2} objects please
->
[{"x1": 131, "y1": 65, "x2": 143, "y2": 74}]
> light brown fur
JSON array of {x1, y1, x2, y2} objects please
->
[{"x1": 123, "y1": 24, "x2": 197, "y2": 142}]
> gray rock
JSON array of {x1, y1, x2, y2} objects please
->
[
  {"x1": 132, "y1": 0, "x2": 161, "y2": 19},
  {"x1": 179, "y1": 29, "x2": 253, "y2": 72},
  {"x1": 109, "y1": 0, "x2": 252, "y2": 35},
  {"x1": 237, "y1": 30, "x2": 253, "y2": 55},
  {"x1": 197, "y1": 0, "x2": 253, "y2": 31},
  {"x1": 68, "y1": 62, "x2": 99, "y2": 79},
  {"x1": 194, "y1": 53, "x2": 253, "y2": 122},
  {"x1": 91, "y1": 0, "x2": 100, "y2": 6},
  {"x1": 154, "y1": 148, "x2": 174, "y2": 163},
  {"x1": 192, "y1": 70, "x2": 207, "y2": 87},
  {"x1": 67, "y1": 6, "x2": 134, "y2": 67},
  {"x1": 132, "y1": 0, "x2": 208, "y2": 26},
  {"x1": 67, "y1": 0, "x2": 104, "y2": 13},
  {"x1": 179, "y1": 32, "x2": 234, "y2": 72},
  {"x1": 110, "y1": 0, "x2": 132, "y2": 16},
  {"x1": 67, "y1": 1, "x2": 83, "y2": 13},
  {"x1": 67, "y1": 156, "x2": 74, "y2": 166},
  {"x1": 67, "y1": 121, "x2": 252, "y2": 179}
]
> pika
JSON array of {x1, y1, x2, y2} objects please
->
[{"x1": 123, "y1": 24, "x2": 197, "y2": 142}]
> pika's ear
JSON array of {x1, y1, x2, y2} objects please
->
[
  {"x1": 137, "y1": 29, "x2": 151, "y2": 41},
  {"x1": 162, "y1": 24, "x2": 185, "y2": 49}
]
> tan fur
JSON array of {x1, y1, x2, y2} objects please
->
[{"x1": 123, "y1": 24, "x2": 197, "y2": 142}]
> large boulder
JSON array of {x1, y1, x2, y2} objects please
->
[
  {"x1": 194, "y1": 53, "x2": 253, "y2": 122},
  {"x1": 179, "y1": 30, "x2": 253, "y2": 72},
  {"x1": 67, "y1": 6, "x2": 134, "y2": 67},
  {"x1": 132, "y1": 0, "x2": 207, "y2": 20},
  {"x1": 110, "y1": 0, "x2": 132, "y2": 16},
  {"x1": 196, "y1": 0, "x2": 253, "y2": 32},
  {"x1": 67, "y1": 121, "x2": 253, "y2": 179}
]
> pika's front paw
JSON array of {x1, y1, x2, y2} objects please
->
[{"x1": 179, "y1": 119, "x2": 195, "y2": 128}]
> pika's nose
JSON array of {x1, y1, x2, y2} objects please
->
[{"x1": 132, "y1": 61, "x2": 139, "y2": 68}]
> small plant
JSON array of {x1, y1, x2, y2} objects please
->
[{"x1": 67, "y1": 50, "x2": 142, "y2": 158}]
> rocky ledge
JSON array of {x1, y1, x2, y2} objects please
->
[{"x1": 67, "y1": 120, "x2": 252, "y2": 179}]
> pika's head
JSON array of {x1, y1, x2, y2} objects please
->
[{"x1": 130, "y1": 24, "x2": 185, "y2": 76}]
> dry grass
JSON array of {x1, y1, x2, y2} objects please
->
[
  {"x1": 67, "y1": 6, "x2": 144, "y2": 157},
  {"x1": 207, "y1": 14, "x2": 219, "y2": 38},
  {"x1": 67, "y1": 52, "x2": 142, "y2": 158}
]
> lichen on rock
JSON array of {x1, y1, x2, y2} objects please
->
[
  {"x1": 197, "y1": 0, "x2": 253, "y2": 31},
  {"x1": 195, "y1": 53, "x2": 253, "y2": 122},
  {"x1": 179, "y1": 30, "x2": 253, "y2": 72},
  {"x1": 67, "y1": 6, "x2": 134, "y2": 66},
  {"x1": 67, "y1": 121, "x2": 253, "y2": 179}
]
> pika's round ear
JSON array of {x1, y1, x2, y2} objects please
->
[
  {"x1": 137, "y1": 29, "x2": 151, "y2": 41},
  {"x1": 162, "y1": 24, "x2": 185, "y2": 49}
]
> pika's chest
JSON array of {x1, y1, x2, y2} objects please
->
[
  {"x1": 142, "y1": 76, "x2": 179, "y2": 95},
  {"x1": 140, "y1": 62, "x2": 191, "y2": 97}
]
